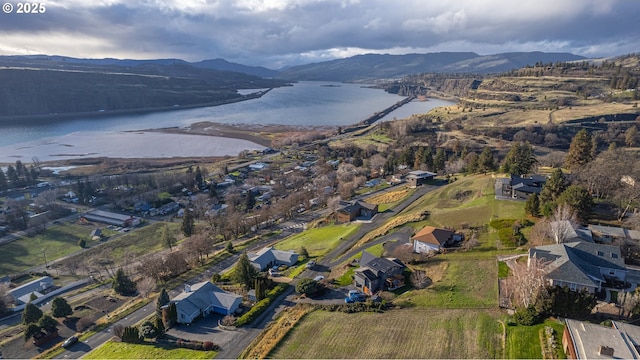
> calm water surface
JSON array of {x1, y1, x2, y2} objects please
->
[{"x1": 0, "y1": 81, "x2": 455, "y2": 161}]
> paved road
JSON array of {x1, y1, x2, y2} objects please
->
[{"x1": 54, "y1": 183, "x2": 441, "y2": 359}]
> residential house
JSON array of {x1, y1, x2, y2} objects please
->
[
  {"x1": 589, "y1": 224, "x2": 640, "y2": 244},
  {"x1": 563, "y1": 319, "x2": 640, "y2": 359},
  {"x1": 412, "y1": 226, "x2": 460, "y2": 253},
  {"x1": 336, "y1": 200, "x2": 379, "y2": 223},
  {"x1": 83, "y1": 210, "x2": 141, "y2": 227},
  {"x1": 549, "y1": 220, "x2": 594, "y2": 243},
  {"x1": 354, "y1": 251, "x2": 405, "y2": 295},
  {"x1": 497, "y1": 174, "x2": 547, "y2": 200},
  {"x1": 406, "y1": 170, "x2": 436, "y2": 188},
  {"x1": 9, "y1": 276, "x2": 54, "y2": 305},
  {"x1": 248, "y1": 246, "x2": 299, "y2": 271},
  {"x1": 529, "y1": 242, "x2": 627, "y2": 293},
  {"x1": 172, "y1": 281, "x2": 242, "y2": 324}
]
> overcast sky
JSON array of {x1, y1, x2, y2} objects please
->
[{"x1": 0, "y1": 0, "x2": 638, "y2": 69}]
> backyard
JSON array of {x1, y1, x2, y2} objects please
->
[{"x1": 274, "y1": 223, "x2": 359, "y2": 257}]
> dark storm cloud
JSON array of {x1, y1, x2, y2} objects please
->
[{"x1": 0, "y1": 0, "x2": 638, "y2": 67}]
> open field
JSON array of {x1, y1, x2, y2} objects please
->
[
  {"x1": 83, "y1": 340, "x2": 217, "y2": 359},
  {"x1": 269, "y1": 309, "x2": 503, "y2": 359},
  {"x1": 0, "y1": 221, "x2": 112, "y2": 276},
  {"x1": 274, "y1": 223, "x2": 359, "y2": 257},
  {"x1": 393, "y1": 258, "x2": 497, "y2": 308}
]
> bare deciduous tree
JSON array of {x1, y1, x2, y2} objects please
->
[
  {"x1": 503, "y1": 256, "x2": 549, "y2": 308},
  {"x1": 548, "y1": 204, "x2": 579, "y2": 244},
  {"x1": 137, "y1": 277, "x2": 156, "y2": 298}
]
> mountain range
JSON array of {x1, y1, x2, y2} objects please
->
[{"x1": 0, "y1": 51, "x2": 589, "y2": 119}]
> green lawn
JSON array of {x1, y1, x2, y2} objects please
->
[
  {"x1": 0, "y1": 222, "x2": 108, "y2": 276},
  {"x1": 506, "y1": 319, "x2": 565, "y2": 359},
  {"x1": 83, "y1": 340, "x2": 217, "y2": 359},
  {"x1": 402, "y1": 174, "x2": 526, "y2": 229},
  {"x1": 269, "y1": 309, "x2": 503, "y2": 359},
  {"x1": 274, "y1": 224, "x2": 359, "y2": 257},
  {"x1": 393, "y1": 258, "x2": 498, "y2": 308}
]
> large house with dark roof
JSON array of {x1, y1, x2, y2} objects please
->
[
  {"x1": 172, "y1": 281, "x2": 242, "y2": 324},
  {"x1": 354, "y1": 251, "x2": 405, "y2": 295},
  {"x1": 529, "y1": 242, "x2": 628, "y2": 293},
  {"x1": 497, "y1": 174, "x2": 547, "y2": 200},
  {"x1": 336, "y1": 200, "x2": 378, "y2": 223}
]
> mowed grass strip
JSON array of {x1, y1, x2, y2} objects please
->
[
  {"x1": 506, "y1": 319, "x2": 565, "y2": 359},
  {"x1": 394, "y1": 258, "x2": 498, "y2": 308},
  {"x1": 274, "y1": 224, "x2": 359, "y2": 257},
  {"x1": 83, "y1": 341, "x2": 217, "y2": 359},
  {"x1": 269, "y1": 309, "x2": 503, "y2": 359}
]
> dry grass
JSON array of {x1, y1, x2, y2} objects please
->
[
  {"x1": 365, "y1": 187, "x2": 413, "y2": 205},
  {"x1": 269, "y1": 309, "x2": 503, "y2": 359},
  {"x1": 240, "y1": 304, "x2": 314, "y2": 359}
]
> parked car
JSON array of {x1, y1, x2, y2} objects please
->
[
  {"x1": 344, "y1": 290, "x2": 366, "y2": 303},
  {"x1": 62, "y1": 335, "x2": 78, "y2": 348},
  {"x1": 305, "y1": 260, "x2": 316, "y2": 269},
  {"x1": 313, "y1": 275, "x2": 325, "y2": 282}
]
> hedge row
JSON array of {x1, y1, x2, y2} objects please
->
[
  {"x1": 315, "y1": 301, "x2": 386, "y2": 313},
  {"x1": 235, "y1": 283, "x2": 288, "y2": 326},
  {"x1": 175, "y1": 338, "x2": 218, "y2": 351}
]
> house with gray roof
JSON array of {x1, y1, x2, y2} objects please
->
[
  {"x1": 172, "y1": 281, "x2": 242, "y2": 324},
  {"x1": 529, "y1": 242, "x2": 627, "y2": 293},
  {"x1": 354, "y1": 251, "x2": 405, "y2": 295},
  {"x1": 563, "y1": 318, "x2": 640, "y2": 359},
  {"x1": 9, "y1": 276, "x2": 54, "y2": 305},
  {"x1": 248, "y1": 246, "x2": 299, "y2": 271},
  {"x1": 589, "y1": 224, "x2": 640, "y2": 243}
]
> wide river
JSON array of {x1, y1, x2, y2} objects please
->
[{"x1": 0, "y1": 81, "x2": 454, "y2": 162}]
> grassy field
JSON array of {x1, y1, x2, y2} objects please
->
[
  {"x1": 274, "y1": 223, "x2": 359, "y2": 257},
  {"x1": 0, "y1": 221, "x2": 112, "y2": 275},
  {"x1": 393, "y1": 258, "x2": 498, "y2": 308},
  {"x1": 269, "y1": 309, "x2": 503, "y2": 359},
  {"x1": 83, "y1": 340, "x2": 217, "y2": 359},
  {"x1": 56, "y1": 221, "x2": 182, "y2": 270},
  {"x1": 506, "y1": 319, "x2": 566, "y2": 359}
]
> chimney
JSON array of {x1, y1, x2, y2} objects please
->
[
  {"x1": 599, "y1": 345, "x2": 614, "y2": 357},
  {"x1": 184, "y1": 285, "x2": 191, "y2": 293}
]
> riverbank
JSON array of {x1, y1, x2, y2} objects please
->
[{"x1": 0, "y1": 89, "x2": 276, "y2": 125}]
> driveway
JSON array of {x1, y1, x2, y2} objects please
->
[{"x1": 166, "y1": 313, "x2": 240, "y2": 349}]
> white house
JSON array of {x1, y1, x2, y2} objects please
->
[
  {"x1": 172, "y1": 281, "x2": 242, "y2": 324},
  {"x1": 248, "y1": 247, "x2": 299, "y2": 271}
]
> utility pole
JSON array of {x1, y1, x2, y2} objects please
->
[{"x1": 42, "y1": 248, "x2": 48, "y2": 268}]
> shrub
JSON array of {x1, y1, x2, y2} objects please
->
[
  {"x1": 235, "y1": 283, "x2": 288, "y2": 326},
  {"x1": 175, "y1": 338, "x2": 219, "y2": 351},
  {"x1": 514, "y1": 305, "x2": 540, "y2": 326},
  {"x1": 78, "y1": 239, "x2": 86, "y2": 248}
]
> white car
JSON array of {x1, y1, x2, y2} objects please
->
[{"x1": 313, "y1": 275, "x2": 325, "y2": 282}]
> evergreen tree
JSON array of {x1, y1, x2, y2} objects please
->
[
  {"x1": 477, "y1": 147, "x2": 496, "y2": 173},
  {"x1": 424, "y1": 147, "x2": 434, "y2": 171},
  {"x1": 154, "y1": 316, "x2": 165, "y2": 337},
  {"x1": 232, "y1": 252, "x2": 258, "y2": 289},
  {"x1": 501, "y1": 142, "x2": 537, "y2": 176},
  {"x1": 160, "y1": 225, "x2": 176, "y2": 251},
  {"x1": 245, "y1": 190, "x2": 256, "y2": 212},
  {"x1": 254, "y1": 275, "x2": 271, "y2": 301},
  {"x1": 539, "y1": 168, "x2": 567, "y2": 205},
  {"x1": 22, "y1": 302, "x2": 43, "y2": 325},
  {"x1": 121, "y1": 326, "x2": 142, "y2": 343},
  {"x1": 525, "y1": 193, "x2": 540, "y2": 217},
  {"x1": 112, "y1": 268, "x2": 136, "y2": 296},
  {"x1": 557, "y1": 185, "x2": 594, "y2": 221},
  {"x1": 181, "y1": 209, "x2": 195, "y2": 237},
  {"x1": 225, "y1": 241, "x2": 234, "y2": 253},
  {"x1": 139, "y1": 320, "x2": 157, "y2": 339},
  {"x1": 6, "y1": 165, "x2": 18, "y2": 186},
  {"x1": 434, "y1": 148, "x2": 446, "y2": 172},
  {"x1": 298, "y1": 246, "x2": 309, "y2": 259},
  {"x1": 564, "y1": 129, "x2": 594, "y2": 171},
  {"x1": 24, "y1": 323, "x2": 41, "y2": 342},
  {"x1": 0, "y1": 169, "x2": 7, "y2": 191},
  {"x1": 194, "y1": 166, "x2": 204, "y2": 189},
  {"x1": 163, "y1": 302, "x2": 177, "y2": 328},
  {"x1": 39, "y1": 315, "x2": 58, "y2": 333},
  {"x1": 51, "y1": 297, "x2": 73, "y2": 318},
  {"x1": 156, "y1": 288, "x2": 170, "y2": 319}
]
